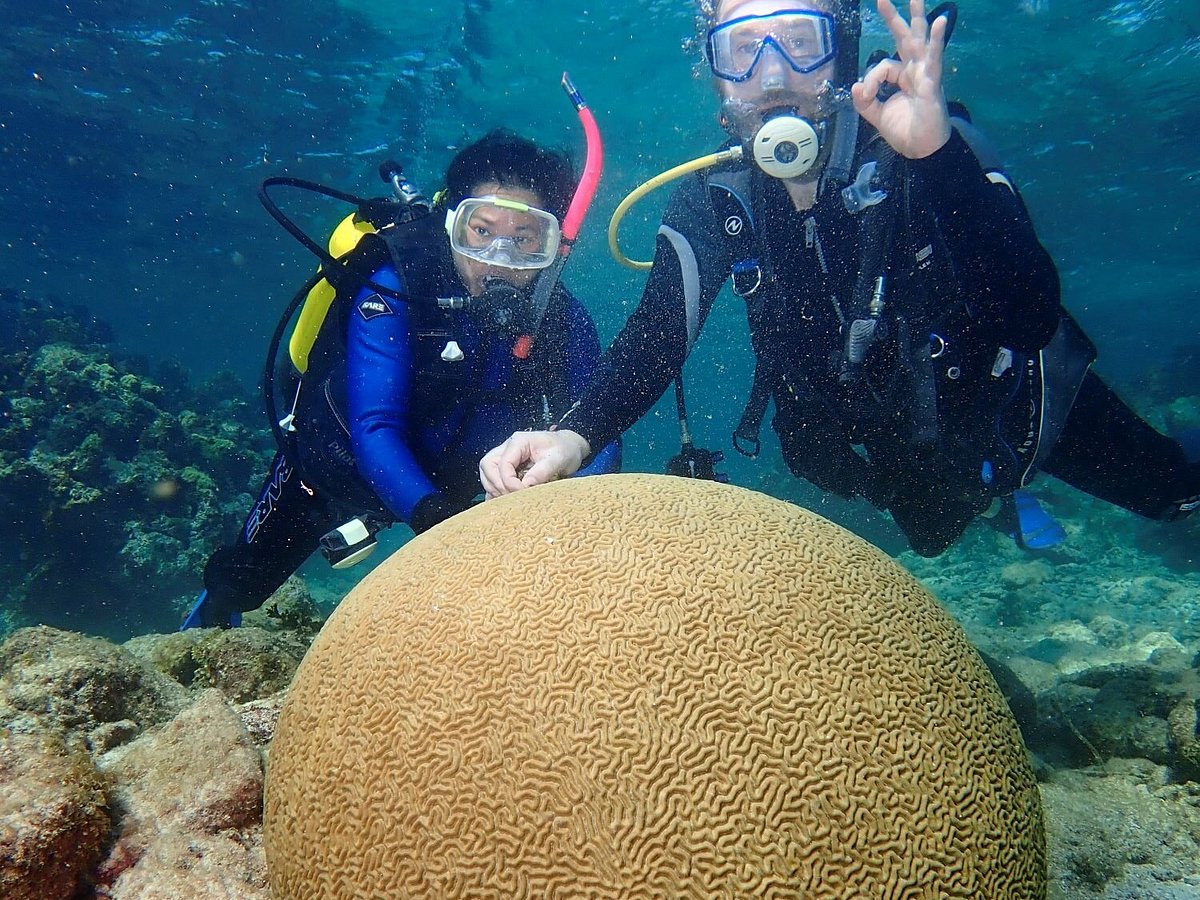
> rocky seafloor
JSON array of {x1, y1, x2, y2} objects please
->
[{"x1": 2, "y1": 512, "x2": 1200, "y2": 899}]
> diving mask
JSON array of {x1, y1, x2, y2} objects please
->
[
  {"x1": 706, "y1": 8, "x2": 836, "y2": 82},
  {"x1": 445, "y1": 195, "x2": 561, "y2": 270}
]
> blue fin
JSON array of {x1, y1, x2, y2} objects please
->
[
  {"x1": 180, "y1": 589, "x2": 241, "y2": 630},
  {"x1": 1010, "y1": 490, "x2": 1066, "y2": 550},
  {"x1": 180, "y1": 590, "x2": 208, "y2": 630}
]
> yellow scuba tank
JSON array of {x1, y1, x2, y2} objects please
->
[
  {"x1": 259, "y1": 165, "x2": 432, "y2": 456},
  {"x1": 288, "y1": 213, "x2": 378, "y2": 374}
]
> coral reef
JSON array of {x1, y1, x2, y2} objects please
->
[
  {"x1": 1, "y1": 528, "x2": 1199, "y2": 896},
  {"x1": 267, "y1": 474, "x2": 1045, "y2": 899},
  {"x1": 0, "y1": 447, "x2": 1198, "y2": 897},
  {"x1": 0, "y1": 290, "x2": 274, "y2": 639}
]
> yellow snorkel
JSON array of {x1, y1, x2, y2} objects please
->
[{"x1": 607, "y1": 145, "x2": 744, "y2": 270}]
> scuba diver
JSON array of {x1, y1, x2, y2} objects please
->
[
  {"x1": 480, "y1": 0, "x2": 1200, "y2": 556},
  {"x1": 184, "y1": 121, "x2": 620, "y2": 629}
]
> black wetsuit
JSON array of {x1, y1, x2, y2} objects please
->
[{"x1": 559, "y1": 127, "x2": 1200, "y2": 555}]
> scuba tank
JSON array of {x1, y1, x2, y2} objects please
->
[
  {"x1": 256, "y1": 161, "x2": 433, "y2": 455},
  {"x1": 252, "y1": 162, "x2": 437, "y2": 570},
  {"x1": 285, "y1": 161, "x2": 432, "y2": 376}
]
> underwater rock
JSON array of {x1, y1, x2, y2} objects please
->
[
  {"x1": 1167, "y1": 698, "x2": 1200, "y2": 783},
  {"x1": 1003, "y1": 628, "x2": 1200, "y2": 776},
  {"x1": 123, "y1": 579, "x2": 316, "y2": 703},
  {"x1": 188, "y1": 627, "x2": 310, "y2": 705},
  {"x1": 1052, "y1": 672, "x2": 1175, "y2": 765},
  {"x1": 237, "y1": 692, "x2": 286, "y2": 749},
  {"x1": 122, "y1": 630, "x2": 207, "y2": 688},
  {"x1": 0, "y1": 626, "x2": 190, "y2": 748},
  {"x1": 0, "y1": 623, "x2": 312, "y2": 894},
  {"x1": 248, "y1": 574, "x2": 325, "y2": 639},
  {"x1": 124, "y1": 625, "x2": 309, "y2": 705},
  {"x1": 98, "y1": 689, "x2": 263, "y2": 834},
  {"x1": 0, "y1": 729, "x2": 110, "y2": 900},
  {"x1": 99, "y1": 829, "x2": 271, "y2": 900},
  {"x1": 95, "y1": 690, "x2": 267, "y2": 895},
  {"x1": 1041, "y1": 759, "x2": 1200, "y2": 896}
]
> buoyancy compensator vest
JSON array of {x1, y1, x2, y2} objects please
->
[
  {"x1": 707, "y1": 107, "x2": 1096, "y2": 499},
  {"x1": 258, "y1": 161, "x2": 435, "y2": 455}
]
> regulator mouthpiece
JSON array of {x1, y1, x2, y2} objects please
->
[
  {"x1": 751, "y1": 114, "x2": 820, "y2": 179},
  {"x1": 477, "y1": 275, "x2": 530, "y2": 336}
]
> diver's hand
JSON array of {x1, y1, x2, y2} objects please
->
[
  {"x1": 479, "y1": 430, "x2": 591, "y2": 498},
  {"x1": 851, "y1": 0, "x2": 952, "y2": 160}
]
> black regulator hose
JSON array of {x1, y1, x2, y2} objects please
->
[{"x1": 258, "y1": 177, "x2": 371, "y2": 271}]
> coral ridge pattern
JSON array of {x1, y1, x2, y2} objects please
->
[{"x1": 265, "y1": 473, "x2": 1045, "y2": 898}]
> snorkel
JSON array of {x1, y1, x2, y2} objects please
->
[{"x1": 525, "y1": 72, "x2": 603, "y2": 345}]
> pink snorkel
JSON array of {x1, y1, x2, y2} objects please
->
[
  {"x1": 559, "y1": 72, "x2": 602, "y2": 248},
  {"x1": 525, "y1": 72, "x2": 602, "y2": 345}
]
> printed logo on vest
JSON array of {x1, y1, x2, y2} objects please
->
[
  {"x1": 724, "y1": 215, "x2": 744, "y2": 236},
  {"x1": 357, "y1": 293, "x2": 394, "y2": 320}
]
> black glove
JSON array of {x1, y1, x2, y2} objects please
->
[
  {"x1": 196, "y1": 547, "x2": 259, "y2": 628},
  {"x1": 409, "y1": 492, "x2": 466, "y2": 535}
]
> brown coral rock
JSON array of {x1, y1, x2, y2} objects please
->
[
  {"x1": 99, "y1": 690, "x2": 264, "y2": 841},
  {"x1": 265, "y1": 474, "x2": 1045, "y2": 898},
  {"x1": 0, "y1": 731, "x2": 109, "y2": 900}
]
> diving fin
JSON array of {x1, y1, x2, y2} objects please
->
[
  {"x1": 1006, "y1": 489, "x2": 1066, "y2": 550},
  {"x1": 180, "y1": 589, "x2": 242, "y2": 631}
]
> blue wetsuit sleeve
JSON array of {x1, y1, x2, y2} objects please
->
[
  {"x1": 911, "y1": 127, "x2": 1061, "y2": 352},
  {"x1": 344, "y1": 266, "x2": 438, "y2": 521},
  {"x1": 562, "y1": 175, "x2": 731, "y2": 451},
  {"x1": 559, "y1": 292, "x2": 621, "y2": 475}
]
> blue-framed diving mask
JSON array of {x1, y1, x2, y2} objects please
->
[
  {"x1": 444, "y1": 196, "x2": 561, "y2": 270},
  {"x1": 706, "y1": 9, "x2": 837, "y2": 82}
]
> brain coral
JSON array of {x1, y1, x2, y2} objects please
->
[{"x1": 264, "y1": 474, "x2": 1045, "y2": 898}]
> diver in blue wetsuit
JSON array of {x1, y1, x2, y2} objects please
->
[{"x1": 185, "y1": 131, "x2": 620, "y2": 628}]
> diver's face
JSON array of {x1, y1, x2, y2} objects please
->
[
  {"x1": 712, "y1": 0, "x2": 835, "y2": 113},
  {"x1": 451, "y1": 183, "x2": 545, "y2": 297}
]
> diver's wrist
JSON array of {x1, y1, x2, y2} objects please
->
[{"x1": 557, "y1": 429, "x2": 591, "y2": 464}]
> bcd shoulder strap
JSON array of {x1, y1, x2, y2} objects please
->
[
  {"x1": 706, "y1": 164, "x2": 781, "y2": 459},
  {"x1": 379, "y1": 220, "x2": 573, "y2": 430}
]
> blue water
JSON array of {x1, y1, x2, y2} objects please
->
[{"x1": 1, "y1": 0, "x2": 1198, "y2": 638}]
